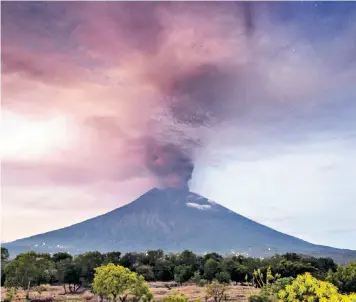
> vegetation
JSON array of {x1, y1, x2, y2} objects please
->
[
  {"x1": 278, "y1": 273, "x2": 356, "y2": 301},
  {"x1": 93, "y1": 263, "x2": 152, "y2": 302},
  {"x1": 327, "y1": 261, "x2": 356, "y2": 294},
  {"x1": 1, "y1": 247, "x2": 355, "y2": 301},
  {"x1": 206, "y1": 280, "x2": 227, "y2": 302}
]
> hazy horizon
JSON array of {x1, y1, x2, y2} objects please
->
[{"x1": 1, "y1": 1, "x2": 356, "y2": 249}]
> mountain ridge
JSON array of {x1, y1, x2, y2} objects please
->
[{"x1": 4, "y1": 188, "x2": 356, "y2": 263}]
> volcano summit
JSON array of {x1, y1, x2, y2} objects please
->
[{"x1": 4, "y1": 188, "x2": 356, "y2": 262}]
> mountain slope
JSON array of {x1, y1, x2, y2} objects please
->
[{"x1": 4, "y1": 188, "x2": 356, "y2": 262}]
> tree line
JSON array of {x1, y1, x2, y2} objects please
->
[{"x1": 1, "y1": 247, "x2": 356, "y2": 300}]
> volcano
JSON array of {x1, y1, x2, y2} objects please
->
[{"x1": 4, "y1": 188, "x2": 356, "y2": 262}]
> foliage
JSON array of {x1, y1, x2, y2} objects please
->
[
  {"x1": 74, "y1": 251, "x2": 104, "y2": 285},
  {"x1": 154, "y1": 258, "x2": 174, "y2": 281},
  {"x1": 327, "y1": 261, "x2": 356, "y2": 294},
  {"x1": 55, "y1": 258, "x2": 82, "y2": 293},
  {"x1": 93, "y1": 263, "x2": 152, "y2": 302},
  {"x1": 52, "y1": 252, "x2": 72, "y2": 263},
  {"x1": 277, "y1": 272, "x2": 356, "y2": 302},
  {"x1": 1, "y1": 247, "x2": 10, "y2": 261},
  {"x1": 270, "y1": 277, "x2": 294, "y2": 295},
  {"x1": 248, "y1": 295, "x2": 269, "y2": 302},
  {"x1": 136, "y1": 265, "x2": 155, "y2": 281},
  {"x1": 104, "y1": 251, "x2": 122, "y2": 265},
  {"x1": 248, "y1": 266, "x2": 280, "y2": 302},
  {"x1": 206, "y1": 281, "x2": 227, "y2": 302},
  {"x1": 130, "y1": 274, "x2": 153, "y2": 302},
  {"x1": 221, "y1": 257, "x2": 249, "y2": 283},
  {"x1": 204, "y1": 259, "x2": 219, "y2": 281},
  {"x1": 215, "y1": 271, "x2": 231, "y2": 284},
  {"x1": 174, "y1": 265, "x2": 193, "y2": 284},
  {"x1": 161, "y1": 292, "x2": 188, "y2": 302},
  {"x1": 4, "y1": 252, "x2": 53, "y2": 299},
  {"x1": 1, "y1": 247, "x2": 10, "y2": 286}
]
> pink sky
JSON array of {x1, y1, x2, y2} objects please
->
[{"x1": 2, "y1": 2, "x2": 356, "y2": 247}]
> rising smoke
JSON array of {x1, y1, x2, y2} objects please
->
[{"x1": 137, "y1": 3, "x2": 256, "y2": 188}]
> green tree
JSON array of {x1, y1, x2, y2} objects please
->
[
  {"x1": 120, "y1": 252, "x2": 142, "y2": 271},
  {"x1": 74, "y1": 251, "x2": 104, "y2": 285},
  {"x1": 216, "y1": 271, "x2": 231, "y2": 284},
  {"x1": 52, "y1": 252, "x2": 72, "y2": 263},
  {"x1": 130, "y1": 274, "x2": 153, "y2": 302},
  {"x1": 204, "y1": 259, "x2": 219, "y2": 281},
  {"x1": 154, "y1": 258, "x2": 174, "y2": 281},
  {"x1": 178, "y1": 250, "x2": 198, "y2": 269},
  {"x1": 174, "y1": 265, "x2": 193, "y2": 284},
  {"x1": 4, "y1": 252, "x2": 53, "y2": 299},
  {"x1": 146, "y1": 250, "x2": 164, "y2": 266},
  {"x1": 327, "y1": 261, "x2": 356, "y2": 294},
  {"x1": 55, "y1": 258, "x2": 82, "y2": 293},
  {"x1": 104, "y1": 251, "x2": 122, "y2": 265},
  {"x1": 1, "y1": 247, "x2": 10, "y2": 286},
  {"x1": 93, "y1": 264, "x2": 152, "y2": 302},
  {"x1": 221, "y1": 257, "x2": 249, "y2": 283},
  {"x1": 136, "y1": 265, "x2": 155, "y2": 281},
  {"x1": 1, "y1": 247, "x2": 10, "y2": 261}
]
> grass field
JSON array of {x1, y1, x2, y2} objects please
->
[{"x1": 1, "y1": 282, "x2": 259, "y2": 301}]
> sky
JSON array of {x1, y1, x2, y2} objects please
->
[{"x1": 1, "y1": 2, "x2": 356, "y2": 249}]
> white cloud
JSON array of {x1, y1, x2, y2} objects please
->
[{"x1": 186, "y1": 203, "x2": 212, "y2": 210}]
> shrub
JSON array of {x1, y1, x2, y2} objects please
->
[
  {"x1": 327, "y1": 261, "x2": 356, "y2": 294},
  {"x1": 161, "y1": 292, "x2": 188, "y2": 302},
  {"x1": 270, "y1": 277, "x2": 294, "y2": 295},
  {"x1": 277, "y1": 272, "x2": 356, "y2": 302},
  {"x1": 248, "y1": 295, "x2": 269, "y2": 302},
  {"x1": 198, "y1": 279, "x2": 208, "y2": 287},
  {"x1": 206, "y1": 281, "x2": 227, "y2": 302}
]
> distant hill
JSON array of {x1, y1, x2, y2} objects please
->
[{"x1": 4, "y1": 188, "x2": 356, "y2": 263}]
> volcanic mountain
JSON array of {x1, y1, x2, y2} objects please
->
[{"x1": 4, "y1": 188, "x2": 356, "y2": 262}]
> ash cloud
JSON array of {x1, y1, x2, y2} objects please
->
[{"x1": 2, "y1": 1, "x2": 356, "y2": 190}]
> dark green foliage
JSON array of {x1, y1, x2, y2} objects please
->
[
  {"x1": 270, "y1": 277, "x2": 294, "y2": 294},
  {"x1": 103, "y1": 251, "x2": 122, "y2": 265},
  {"x1": 55, "y1": 258, "x2": 82, "y2": 293},
  {"x1": 327, "y1": 261, "x2": 356, "y2": 294},
  {"x1": 4, "y1": 251, "x2": 54, "y2": 299},
  {"x1": 52, "y1": 252, "x2": 72, "y2": 263},
  {"x1": 136, "y1": 265, "x2": 155, "y2": 281},
  {"x1": 1, "y1": 249, "x2": 348, "y2": 293},
  {"x1": 174, "y1": 265, "x2": 193, "y2": 284},
  {"x1": 1, "y1": 247, "x2": 10, "y2": 286},
  {"x1": 215, "y1": 271, "x2": 231, "y2": 284},
  {"x1": 120, "y1": 252, "x2": 144, "y2": 271},
  {"x1": 248, "y1": 295, "x2": 267, "y2": 302},
  {"x1": 247, "y1": 295, "x2": 268, "y2": 302},
  {"x1": 73, "y1": 251, "x2": 104, "y2": 285},
  {"x1": 154, "y1": 258, "x2": 174, "y2": 281},
  {"x1": 1, "y1": 247, "x2": 10, "y2": 261}
]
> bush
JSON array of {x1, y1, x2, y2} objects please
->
[
  {"x1": 206, "y1": 281, "x2": 227, "y2": 302},
  {"x1": 248, "y1": 295, "x2": 269, "y2": 302},
  {"x1": 198, "y1": 279, "x2": 208, "y2": 287},
  {"x1": 278, "y1": 272, "x2": 356, "y2": 301},
  {"x1": 327, "y1": 261, "x2": 356, "y2": 294},
  {"x1": 270, "y1": 277, "x2": 294, "y2": 295},
  {"x1": 161, "y1": 292, "x2": 188, "y2": 302}
]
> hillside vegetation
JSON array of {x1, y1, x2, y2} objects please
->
[{"x1": 1, "y1": 247, "x2": 356, "y2": 301}]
